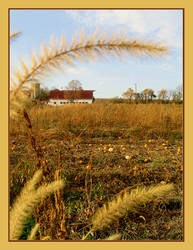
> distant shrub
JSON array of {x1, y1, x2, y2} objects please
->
[{"x1": 109, "y1": 97, "x2": 128, "y2": 104}]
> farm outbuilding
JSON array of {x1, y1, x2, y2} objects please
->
[{"x1": 42, "y1": 89, "x2": 95, "y2": 106}]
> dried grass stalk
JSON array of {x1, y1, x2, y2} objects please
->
[
  {"x1": 36, "y1": 150, "x2": 68, "y2": 239},
  {"x1": 21, "y1": 109, "x2": 43, "y2": 169}
]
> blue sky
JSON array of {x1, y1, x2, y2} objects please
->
[{"x1": 10, "y1": 9, "x2": 183, "y2": 98}]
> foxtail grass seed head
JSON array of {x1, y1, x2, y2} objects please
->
[
  {"x1": 10, "y1": 30, "x2": 169, "y2": 118},
  {"x1": 10, "y1": 170, "x2": 65, "y2": 240},
  {"x1": 91, "y1": 183, "x2": 174, "y2": 231}
]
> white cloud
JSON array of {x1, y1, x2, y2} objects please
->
[
  {"x1": 64, "y1": 65, "x2": 89, "y2": 75},
  {"x1": 68, "y1": 10, "x2": 182, "y2": 48}
]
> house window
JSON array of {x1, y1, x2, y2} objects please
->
[
  {"x1": 54, "y1": 102, "x2": 56, "y2": 104},
  {"x1": 60, "y1": 102, "x2": 63, "y2": 104}
]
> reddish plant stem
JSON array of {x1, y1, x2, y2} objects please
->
[{"x1": 22, "y1": 108, "x2": 42, "y2": 170}]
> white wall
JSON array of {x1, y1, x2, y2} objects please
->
[{"x1": 45, "y1": 99, "x2": 93, "y2": 106}]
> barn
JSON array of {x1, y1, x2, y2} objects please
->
[{"x1": 43, "y1": 89, "x2": 95, "y2": 106}]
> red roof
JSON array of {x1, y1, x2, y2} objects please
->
[{"x1": 44, "y1": 89, "x2": 95, "y2": 100}]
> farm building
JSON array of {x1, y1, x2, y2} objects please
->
[
  {"x1": 29, "y1": 83, "x2": 95, "y2": 105},
  {"x1": 42, "y1": 89, "x2": 95, "y2": 105}
]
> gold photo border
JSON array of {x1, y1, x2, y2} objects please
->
[{"x1": 1, "y1": 1, "x2": 192, "y2": 249}]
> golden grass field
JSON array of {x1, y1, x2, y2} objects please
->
[
  {"x1": 10, "y1": 103, "x2": 182, "y2": 137},
  {"x1": 9, "y1": 102, "x2": 183, "y2": 240}
]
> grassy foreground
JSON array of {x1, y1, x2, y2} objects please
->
[{"x1": 9, "y1": 103, "x2": 183, "y2": 240}]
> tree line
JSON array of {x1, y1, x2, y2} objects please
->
[{"x1": 110, "y1": 85, "x2": 183, "y2": 104}]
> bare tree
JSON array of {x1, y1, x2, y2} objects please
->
[
  {"x1": 168, "y1": 90, "x2": 174, "y2": 101},
  {"x1": 168, "y1": 86, "x2": 183, "y2": 103},
  {"x1": 65, "y1": 80, "x2": 83, "y2": 102},
  {"x1": 176, "y1": 85, "x2": 183, "y2": 101},
  {"x1": 66, "y1": 80, "x2": 83, "y2": 91}
]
